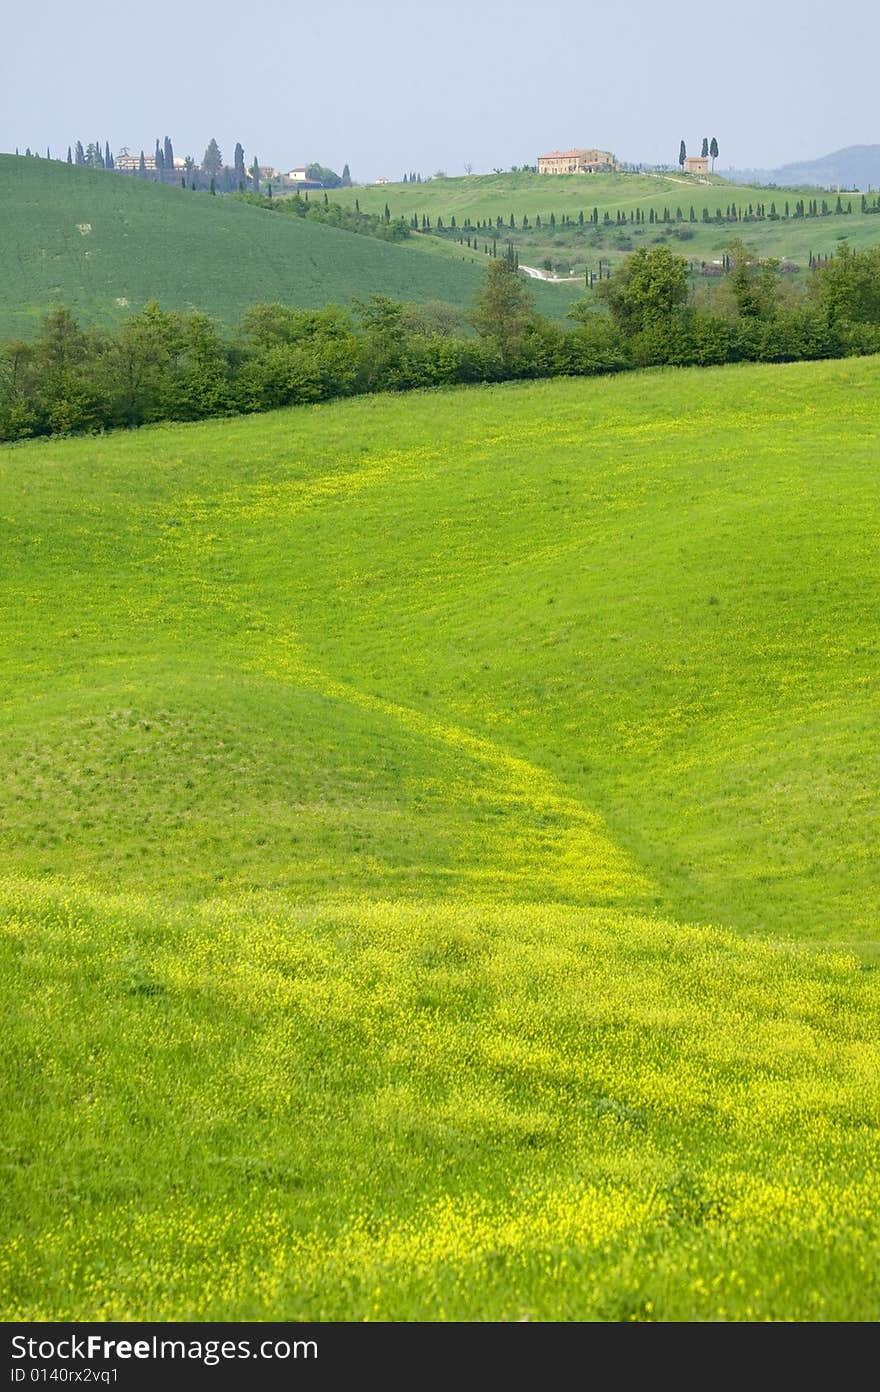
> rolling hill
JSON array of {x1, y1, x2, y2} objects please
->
[
  {"x1": 330, "y1": 169, "x2": 880, "y2": 281},
  {"x1": 0, "y1": 155, "x2": 576, "y2": 338},
  {"x1": 2, "y1": 357, "x2": 879, "y2": 1320}
]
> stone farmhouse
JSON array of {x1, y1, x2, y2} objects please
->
[
  {"x1": 537, "y1": 148, "x2": 617, "y2": 175},
  {"x1": 684, "y1": 155, "x2": 709, "y2": 175}
]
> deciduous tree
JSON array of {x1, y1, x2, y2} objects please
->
[
  {"x1": 598, "y1": 244, "x2": 690, "y2": 337},
  {"x1": 469, "y1": 257, "x2": 537, "y2": 364}
]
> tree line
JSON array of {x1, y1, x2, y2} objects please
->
[
  {"x1": 13, "y1": 144, "x2": 352, "y2": 194},
  {"x1": 400, "y1": 195, "x2": 860, "y2": 237},
  {"x1": 2, "y1": 243, "x2": 879, "y2": 443},
  {"x1": 233, "y1": 192, "x2": 410, "y2": 242}
]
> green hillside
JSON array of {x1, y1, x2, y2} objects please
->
[
  {"x1": 2, "y1": 359, "x2": 879, "y2": 1320},
  {"x1": 0, "y1": 156, "x2": 575, "y2": 338},
  {"x1": 332, "y1": 170, "x2": 880, "y2": 281}
]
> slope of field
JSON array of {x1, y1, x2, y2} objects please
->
[
  {"x1": 0, "y1": 156, "x2": 577, "y2": 338},
  {"x1": 2, "y1": 359, "x2": 879, "y2": 1320},
  {"x1": 332, "y1": 170, "x2": 880, "y2": 281}
]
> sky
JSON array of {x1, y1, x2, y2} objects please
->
[{"x1": 1, "y1": 0, "x2": 878, "y2": 182}]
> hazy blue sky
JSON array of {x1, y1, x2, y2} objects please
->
[{"x1": 2, "y1": 0, "x2": 877, "y2": 181}]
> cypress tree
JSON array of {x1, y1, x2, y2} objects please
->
[
  {"x1": 701, "y1": 137, "x2": 709, "y2": 158},
  {"x1": 105, "y1": 141, "x2": 113, "y2": 169},
  {"x1": 67, "y1": 147, "x2": 72, "y2": 164},
  {"x1": 75, "y1": 140, "x2": 85, "y2": 166},
  {"x1": 164, "y1": 136, "x2": 174, "y2": 169},
  {"x1": 138, "y1": 151, "x2": 146, "y2": 177},
  {"x1": 709, "y1": 137, "x2": 719, "y2": 170},
  {"x1": 201, "y1": 138, "x2": 222, "y2": 178},
  {"x1": 251, "y1": 158, "x2": 260, "y2": 191},
  {"x1": 678, "y1": 139, "x2": 686, "y2": 168}
]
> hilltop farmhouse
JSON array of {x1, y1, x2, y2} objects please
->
[
  {"x1": 115, "y1": 152, "x2": 186, "y2": 173},
  {"x1": 538, "y1": 148, "x2": 617, "y2": 174},
  {"x1": 685, "y1": 155, "x2": 709, "y2": 175}
]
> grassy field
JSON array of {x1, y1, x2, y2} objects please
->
[
  {"x1": 332, "y1": 171, "x2": 880, "y2": 282},
  {"x1": 2, "y1": 359, "x2": 879, "y2": 1319},
  {"x1": 0, "y1": 156, "x2": 575, "y2": 339}
]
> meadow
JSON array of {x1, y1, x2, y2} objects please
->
[
  {"x1": 2, "y1": 358, "x2": 879, "y2": 1320},
  {"x1": 0, "y1": 157, "x2": 579, "y2": 339}
]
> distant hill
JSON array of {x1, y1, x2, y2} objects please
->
[
  {"x1": 725, "y1": 145, "x2": 880, "y2": 190},
  {"x1": 0, "y1": 156, "x2": 577, "y2": 338}
]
